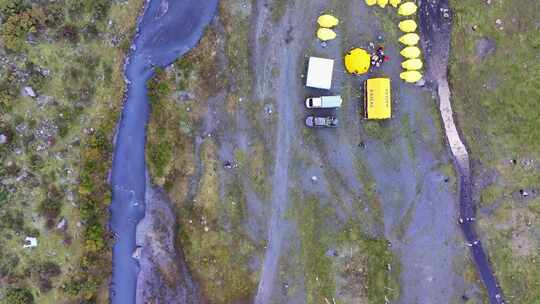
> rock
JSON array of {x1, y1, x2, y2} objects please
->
[
  {"x1": 56, "y1": 218, "x2": 67, "y2": 230},
  {"x1": 23, "y1": 86, "x2": 36, "y2": 97},
  {"x1": 0, "y1": 134, "x2": 7, "y2": 144},
  {"x1": 311, "y1": 176, "x2": 318, "y2": 182},
  {"x1": 475, "y1": 37, "x2": 496, "y2": 59},
  {"x1": 415, "y1": 79, "x2": 426, "y2": 87},
  {"x1": 132, "y1": 246, "x2": 142, "y2": 259}
]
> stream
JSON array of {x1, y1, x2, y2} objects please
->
[
  {"x1": 108, "y1": 1, "x2": 218, "y2": 303},
  {"x1": 419, "y1": 1, "x2": 504, "y2": 303}
]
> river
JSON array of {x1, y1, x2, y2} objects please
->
[{"x1": 108, "y1": 1, "x2": 218, "y2": 303}]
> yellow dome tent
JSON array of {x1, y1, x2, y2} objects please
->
[
  {"x1": 398, "y1": 20, "x2": 417, "y2": 32},
  {"x1": 365, "y1": 0, "x2": 377, "y2": 6},
  {"x1": 344, "y1": 48, "x2": 371, "y2": 75},
  {"x1": 401, "y1": 58, "x2": 423, "y2": 70},
  {"x1": 399, "y1": 33, "x2": 420, "y2": 46},
  {"x1": 400, "y1": 71, "x2": 423, "y2": 83},
  {"x1": 377, "y1": 0, "x2": 389, "y2": 8},
  {"x1": 317, "y1": 28, "x2": 337, "y2": 41},
  {"x1": 390, "y1": 0, "x2": 401, "y2": 8},
  {"x1": 400, "y1": 46, "x2": 421, "y2": 58},
  {"x1": 398, "y1": 2, "x2": 418, "y2": 16},
  {"x1": 317, "y1": 14, "x2": 339, "y2": 28}
]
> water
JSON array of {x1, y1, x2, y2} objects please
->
[{"x1": 109, "y1": 1, "x2": 218, "y2": 303}]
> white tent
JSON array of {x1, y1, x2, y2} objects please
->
[
  {"x1": 23, "y1": 237, "x2": 38, "y2": 248},
  {"x1": 306, "y1": 57, "x2": 334, "y2": 90}
]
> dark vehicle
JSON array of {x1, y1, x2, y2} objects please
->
[{"x1": 305, "y1": 116, "x2": 338, "y2": 128}]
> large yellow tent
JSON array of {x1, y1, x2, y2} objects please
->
[
  {"x1": 390, "y1": 0, "x2": 401, "y2": 8},
  {"x1": 365, "y1": 0, "x2": 377, "y2": 6},
  {"x1": 400, "y1": 71, "x2": 423, "y2": 83},
  {"x1": 317, "y1": 14, "x2": 339, "y2": 28},
  {"x1": 317, "y1": 28, "x2": 337, "y2": 41},
  {"x1": 400, "y1": 46, "x2": 421, "y2": 58},
  {"x1": 377, "y1": 0, "x2": 389, "y2": 8},
  {"x1": 398, "y1": 20, "x2": 417, "y2": 32},
  {"x1": 401, "y1": 58, "x2": 423, "y2": 70},
  {"x1": 364, "y1": 78, "x2": 391, "y2": 119},
  {"x1": 398, "y1": 2, "x2": 418, "y2": 16},
  {"x1": 399, "y1": 33, "x2": 420, "y2": 45},
  {"x1": 345, "y1": 48, "x2": 371, "y2": 75}
]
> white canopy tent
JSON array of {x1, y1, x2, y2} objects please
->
[{"x1": 306, "y1": 57, "x2": 334, "y2": 90}]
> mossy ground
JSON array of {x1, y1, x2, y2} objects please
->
[
  {"x1": 449, "y1": 0, "x2": 540, "y2": 301},
  {"x1": 287, "y1": 191, "x2": 400, "y2": 304}
]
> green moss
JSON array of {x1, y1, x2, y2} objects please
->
[
  {"x1": 271, "y1": 0, "x2": 288, "y2": 23},
  {"x1": 292, "y1": 194, "x2": 336, "y2": 303},
  {"x1": 479, "y1": 184, "x2": 504, "y2": 208},
  {"x1": 400, "y1": 115, "x2": 416, "y2": 160},
  {"x1": 337, "y1": 222, "x2": 400, "y2": 303},
  {"x1": 178, "y1": 141, "x2": 258, "y2": 303}
]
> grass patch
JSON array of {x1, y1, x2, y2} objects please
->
[
  {"x1": 292, "y1": 193, "x2": 336, "y2": 303},
  {"x1": 271, "y1": 0, "x2": 288, "y2": 23}
]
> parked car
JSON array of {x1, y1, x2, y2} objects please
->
[
  {"x1": 305, "y1": 116, "x2": 338, "y2": 128},
  {"x1": 305, "y1": 95, "x2": 343, "y2": 108}
]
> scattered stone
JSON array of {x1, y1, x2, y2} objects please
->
[
  {"x1": 311, "y1": 176, "x2": 318, "y2": 182},
  {"x1": 204, "y1": 226, "x2": 209, "y2": 232},
  {"x1": 23, "y1": 86, "x2": 36, "y2": 97}
]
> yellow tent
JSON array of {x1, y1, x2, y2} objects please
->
[
  {"x1": 398, "y1": 2, "x2": 418, "y2": 16},
  {"x1": 344, "y1": 48, "x2": 371, "y2": 75},
  {"x1": 399, "y1": 33, "x2": 420, "y2": 46},
  {"x1": 317, "y1": 14, "x2": 339, "y2": 28},
  {"x1": 390, "y1": 0, "x2": 401, "y2": 8},
  {"x1": 398, "y1": 20, "x2": 417, "y2": 32},
  {"x1": 365, "y1": 0, "x2": 377, "y2": 6},
  {"x1": 364, "y1": 78, "x2": 391, "y2": 119},
  {"x1": 400, "y1": 71, "x2": 423, "y2": 83},
  {"x1": 400, "y1": 46, "x2": 421, "y2": 58},
  {"x1": 317, "y1": 28, "x2": 337, "y2": 41},
  {"x1": 377, "y1": 0, "x2": 389, "y2": 8},
  {"x1": 401, "y1": 58, "x2": 423, "y2": 70}
]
